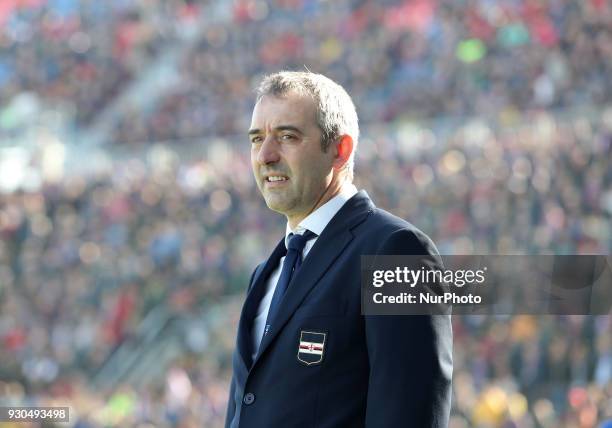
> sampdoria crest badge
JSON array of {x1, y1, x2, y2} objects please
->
[{"x1": 297, "y1": 330, "x2": 326, "y2": 366}]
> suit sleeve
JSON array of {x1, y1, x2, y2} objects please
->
[
  {"x1": 365, "y1": 229, "x2": 453, "y2": 428},
  {"x1": 225, "y1": 264, "x2": 262, "y2": 428},
  {"x1": 224, "y1": 377, "x2": 236, "y2": 428}
]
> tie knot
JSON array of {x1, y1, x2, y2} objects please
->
[{"x1": 287, "y1": 230, "x2": 316, "y2": 252}]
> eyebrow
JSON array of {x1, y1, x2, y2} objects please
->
[{"x1": 248, "y1": 125, "x2": 303, "y2": 136}]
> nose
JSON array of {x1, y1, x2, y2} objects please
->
[{"x1": 256, "y1": 135, "x2": 281, "y2": 165}]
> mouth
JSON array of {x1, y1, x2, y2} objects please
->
[{"x1": 263, "y1": 174, "x2": 289, "y2": 187}]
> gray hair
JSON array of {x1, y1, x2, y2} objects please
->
[{"x1": 255, "y1": 71, "x2": 359, "y2": 180}]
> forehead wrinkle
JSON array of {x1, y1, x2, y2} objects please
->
[
  {"x1": 250, "y1": 94, "x2": 321, "y2": 142},
  {"x1": 260, "y1": 93, "x2": 316, "y2": 122}
]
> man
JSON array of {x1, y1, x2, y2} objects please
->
[{"x1": 226, "y1": 71, "x2": 452, "y2": 427}]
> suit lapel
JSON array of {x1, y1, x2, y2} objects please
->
[
  {"x1": 236, "y1": 238, "x2": 286, "y2": 371},
  {"x1": 253, "y1": 191, "x2": 374, "y2": 367}
]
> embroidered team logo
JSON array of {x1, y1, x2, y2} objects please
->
[{"x1": 297, "y1": 330, "x2": 326, "y2": 366}]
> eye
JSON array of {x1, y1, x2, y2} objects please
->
[
  {"x1": 280, "y1": 133, "x2": 297, "y2": 141},
  {"x1": 250, "y1": 135, "x2": 263, "y2": 144}
]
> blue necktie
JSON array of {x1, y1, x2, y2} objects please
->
[{"x1": 263, "y1": 230, "x2": 316, "y2": 336}]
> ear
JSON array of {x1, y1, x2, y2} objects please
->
[{"x1": 332, "y1": 134, "x2": 353, "y2": 171}]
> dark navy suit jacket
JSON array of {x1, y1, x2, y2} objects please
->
[{"x1": 226, "y1": 191, "x2": 452, "y2": 427}]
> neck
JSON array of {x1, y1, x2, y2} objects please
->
[{"x1": 287, "y1": 178, "x2": 348, "y2": 230}]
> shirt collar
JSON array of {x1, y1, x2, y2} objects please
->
[{"x1": 285, "y1": 183, "x2": 358, "y2": 247}]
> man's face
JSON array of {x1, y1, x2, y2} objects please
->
[{"x1": 249, "y1": 92, "x2": 335, "y2": 223}]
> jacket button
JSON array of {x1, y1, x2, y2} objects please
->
[{"x1": 243, "y1": 392, "x2": 255, "y2": 405}]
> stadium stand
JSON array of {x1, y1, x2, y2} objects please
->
[{"x1": 0, "y1": 0, "x2": 610, "y2": 427}]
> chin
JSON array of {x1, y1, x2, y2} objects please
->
[
  {"x1": 264, "y1": 196, "x2": 286, "y2": 211},
  {"x1": 264, "y1": 196, "x2": 294, "y2": 216}
]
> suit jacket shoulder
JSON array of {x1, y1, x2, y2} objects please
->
[{"x1": 352, "y1": 203, "x2": 440, "y2": 258}]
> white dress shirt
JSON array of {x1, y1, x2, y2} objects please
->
[{"x1": 251, "y1": 184, "x2": 358, "y2": 360}]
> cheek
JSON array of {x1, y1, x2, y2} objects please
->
[{"x1": 301, "y1": 159, "x2": 331, "y2": 188}]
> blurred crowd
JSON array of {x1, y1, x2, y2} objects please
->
[
  {"x1": 0, "y1": 0, "x2": 202, "y2": 130},
  {"x1": 113, "y1": 0, "x2": 612, "y2": 143},
  {"x1": 2, "y1": 0, "x2": 612, "y2": 143},
  {"x1": 1, "y1": 106, "x2": 611, "y2": 426},
  {"x1": 451, "y1": 315, "x2": 611, "y2": 428},
  {"x1": 1, "y1": 0, "x2": 612, "y2": 427}
]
